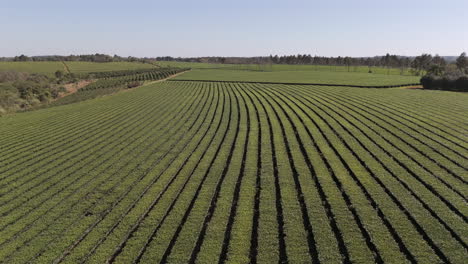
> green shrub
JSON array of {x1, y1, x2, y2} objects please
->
[
  {"x1": 421, "y1": 73, "x2": 468, "y2": 92},
  {"x1": 126, "y1": 81, "x2": 141, "y2": 89}
]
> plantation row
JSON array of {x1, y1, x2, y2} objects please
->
[
  {"x1": 42, "y1": 68, "x2": 189, "y2": 108},
  {"x1": 80, "y1": 68, "x2": 188, "y2": 91},
  {"x1": 0, "y1": 81, "x2": 466, "y2": 263},
  {"x1": 86, "y1": 68, "x2": 184, "y2": 79},
  {"x1": 47, "y1": 87, "x2": 123, "y2": 108}
]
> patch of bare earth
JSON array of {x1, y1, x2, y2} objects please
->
[
  {"x1": 58, "y1": 80, "x2": 95, "y2": 98},
  {"x1": 403, "y1": 85, "x2": 423, "y2": 89}
]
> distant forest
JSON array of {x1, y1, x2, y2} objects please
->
[{"x1": 0, "y1": 54, "x2": 151, "y2": 64}]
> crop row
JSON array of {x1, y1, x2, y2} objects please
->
[
  {"x1": 78, "y1": 68, "x2": 187, "y2": 92},
  {"x1": 0, "y1": 81, "x2": 466, "y2": 263},
  {"x1": 87, "y1": 67, "x2": 188, "y2": 79}
]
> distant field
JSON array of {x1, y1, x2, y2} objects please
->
[
  {"x1": 0, "y1": 80, "x2": 466, "y2": 263},
  {"x1": 0, "y1": 61, "x2": 417, "y2": 83},
  {"x1": 67, "y1": 62, "x2": 155, "y2": 73},
  {"x1": 158, "y1": 61, "x2": 416, "y2": 75},
  {"x1": 0, "y1": 61, "x2": 155, "y2": 76},
  {"x1": 174, "y1": 69, "x2": 420, "y2": 86},
  {"x1": 155, "y1": 61, "x2": 230, "y2": 69},
  {"x1": 0, "y1": 61, "x2": 64, "y2": 76}
]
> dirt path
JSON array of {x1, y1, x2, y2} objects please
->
[
  {"x1": 57, "y1": 80, "x2": 95, "y2": 98},
  {"x1": 61, "y1": 61, "x2": 71, "y2": 74}
]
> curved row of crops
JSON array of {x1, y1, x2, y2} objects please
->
[
  {"x1": 0, "y1": 81, "x2": 466, "y2": 263},
  {"x1": 45, "y1": 68, "x2": 188, "y2": 108},
  {"x1": 81, "y1": 68, "x2": 188, "y2": 91},
  {"x1": 86, "y1": 67, "x2": 190, "y2": 79}
]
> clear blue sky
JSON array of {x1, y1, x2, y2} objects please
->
[{"x1": 1, "y1": 0, "x2": 467, "y2": 57}]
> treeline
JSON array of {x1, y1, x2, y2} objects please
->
[
  {"x1": 421, "y1": 52, "x2": 468, "y2": 92},
  {"x1": 3, "y1": 53, "x2": 466, "y2": 81},
  {"x1": 155, "y1": 54, "x2": 460, "y2": 76},
  {"x1": 0, "y1": 54, "x2": 155, "y2": 64}
]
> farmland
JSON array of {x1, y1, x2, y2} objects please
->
[
  {"x1": 157, "y1": 61, "x2": 417, "y2": 76},
  {"x1": 173, "y1": 69, "x2": 420, "y2": 86},
  {"x1": 0, "y1": 78, "x2": 466, "y2": 263},
  {"x1": 47, "y1": 68, "x2": 188, "y2": 108},
  {"x1": 0, "y1": 66, "x2": 187, "y2": 114},
  {"x1": 0, "y1": 61, "x2": 156, "y2": 77}
]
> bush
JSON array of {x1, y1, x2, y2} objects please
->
[
  {"x1": 421, "y1": 73, "x2": 468, "y2": 92},
  {"x1": 455, "y1": 76, "x2": 468, "y2": 91},
  {"x1": 38, "y1": 93, "x2": 50, "y2": 102},
  {"x1": 127, "y1": 81, "x2": 141, "y2": 89},
  {"x1": 420, "y1": 75, "x2": 433, "y2": 89}
]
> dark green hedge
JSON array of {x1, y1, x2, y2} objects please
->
[{"x1": 421, "y1": 75, "x2": 468, "y2": 92}]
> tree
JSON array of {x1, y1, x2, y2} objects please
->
[
  {"x1": 344, "y1": 57, "x2": 352, "y2": 72},
  {"x1": 381, "y1": 53, "x2": 397, "y2": 74},
  {"x1": 425, "y1": 55, "x2": 447, "y2": 76},
  {"x1": 13, "y1": 54, "x2": 30, "y2": 62},
  {"x1": 366, "y1": 58, "x2": 374, "y2": 73},
  {"x1": 411, "y1": 54, "x2": 433, "y2": 75},
  {"x1": 456, "y1": 52, "x2": 467, "y2": 73},
  {"x1": 432, "y1": 55, "x2": 446, "y2": 67},
  {"x1": 427, "y1": 64, "x2": 444, "y2": 76}
]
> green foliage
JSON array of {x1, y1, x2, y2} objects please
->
[
  {"x1": 421, "y1": 74, "x2": 468, "y2": 91},
  {"x1": 80, "y1": 68, "x2": 187, "y2": 92},
  {"x1": 455, "y1": 52, "x2": 467, "y2": 73},
  {"x1": 421, "y1": 54, "x2": 468, "y2": 91},
  {"x1": 0, "y1": 73, "x2": 62, "y2": 113},
  {"x1": 411, "y1": 54, "x2": 433, "y2": 75},
  {"x1": 0, "y1": 67, "x2": 188, "y2": 113},
  {"x1": 426, "y1": 64, "x2": 445, "y2": 76},
  {"x1": 13, "y1": 55, "x2": 31, "y2": 62},
  {"x1": 0, "y1": 84, "x2": 23, "y2": 113},
  {"x1": 87, "y1": 67, "x2": 180, "y2": 78}
]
